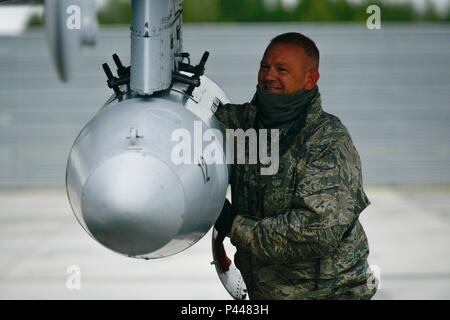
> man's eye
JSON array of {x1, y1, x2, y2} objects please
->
[
  {"x1": 278, "y1": 67, "x2": 288, "y2": 72},
  {"x1": 260, "y1": 64, "x2": 269, "y2": 69}
]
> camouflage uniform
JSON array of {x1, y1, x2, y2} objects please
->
[{"x1": 214, "y1": 90, "x2": 377, "y2": 300}]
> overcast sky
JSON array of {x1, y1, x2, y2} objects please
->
[{"x1": 0, "y1": 0, "x2": 448, "y2": 35}]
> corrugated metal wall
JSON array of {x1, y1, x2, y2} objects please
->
[{"x1": 0, "y1": 23, "x2": 449, "y2": 188}]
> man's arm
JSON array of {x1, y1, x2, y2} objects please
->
[
  {"x1": 214, "y1": 102, "x2": 255, "y2": 131},
  {"x1": 230, "y1": 134, "x2": 364, "y2": 265}
]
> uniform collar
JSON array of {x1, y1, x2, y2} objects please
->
[{"x1": 278, "y1": 89, "x2": 323, "y2": 139}]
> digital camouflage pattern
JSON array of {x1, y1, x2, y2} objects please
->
[{"x1": 214, "y1": 90, "x2": 377, "y2": 300}]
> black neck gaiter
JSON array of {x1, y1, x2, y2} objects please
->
[{"x1": 255, "y1": 85, "x2": 318, "y2": 130}]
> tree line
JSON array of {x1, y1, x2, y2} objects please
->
[{"x1": 27, "y1": 0, "x2": 450, "y2": 27}]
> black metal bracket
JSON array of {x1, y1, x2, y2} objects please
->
[
  {"x1": 102, "y1": 53, "x2": 130, "y2": 97},
  {"x1": 172, "y1": 51, "x2": 209, "y2": 96},
  {"x1": 102, "y1": 51, "x2": 209, "y2": 98}
]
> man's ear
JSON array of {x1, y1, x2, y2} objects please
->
[{"x1": 304, "y1": 68, "x2": 320, "y2": 90}]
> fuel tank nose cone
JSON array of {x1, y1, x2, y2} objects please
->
[{"x1": 81, "y1": 152, "x2": 185, "y2": 256}]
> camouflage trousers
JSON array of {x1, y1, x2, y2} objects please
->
[{"x1": 245, "y1": 276, "x2": 377, "y2": 300}]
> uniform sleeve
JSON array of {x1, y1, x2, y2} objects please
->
[
  {"x1": 230, "y1": 134, "x2": 362, "y2": 265},
  {"x1": 214, "y1": 102, "x2": 254, "y2": 130}
]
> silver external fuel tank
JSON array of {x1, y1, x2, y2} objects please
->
[
  {"x1": 66, "y1": 75, "x2": 230, "y2": 259},
  {"x1": 54, "y1": 0, "x2": 247, "y2": 299}
]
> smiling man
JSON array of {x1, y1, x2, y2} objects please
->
[
  {"x1": 213, "y1": 32, "x2": 377, "y2": 300},
  {"x1": 258, "y1": 37, "x2": 319, "y2": 94}
]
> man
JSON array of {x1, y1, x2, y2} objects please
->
[{"x1": 214, "y1": 32, "x2": 377, "y2": 300}]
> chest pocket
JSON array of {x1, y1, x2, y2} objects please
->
[
  {"x1": 264, "y1": 138, "x2": 308, "y2": 216},
  {"x1": 236, "y1": 164, "x2": 263, "y2": 218},
  {"x1": 270, "y1": 163, "x2": 285, "y2": 189},
  {"x1": 269, "y1": 165, "x2": 286, "y2": 192},
  {"x1": 242, "y1": 164, "x2": 260, "y2": 188},
  {"x1": 263, "y1": 162, "x2": 294, "y2": 216}
]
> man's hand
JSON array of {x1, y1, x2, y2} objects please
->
[{"x1": 214, "y1": 199, "x2": 237, "y2": 243}]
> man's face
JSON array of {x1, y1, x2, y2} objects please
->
[{"x1": 258, "y1": 43, "x2": 316, "y2": 94}]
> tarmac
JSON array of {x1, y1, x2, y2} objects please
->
[{"x1": 0, "y1": 186, "x2": 449, "y2": 300}]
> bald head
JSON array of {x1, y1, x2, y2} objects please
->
[{"x1": 268, "y1": 32, "x2": 320, "y2": 70}]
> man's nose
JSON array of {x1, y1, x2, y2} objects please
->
[{"x1": 263, "y1": 66, "x2": 277, "y2": 81}]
